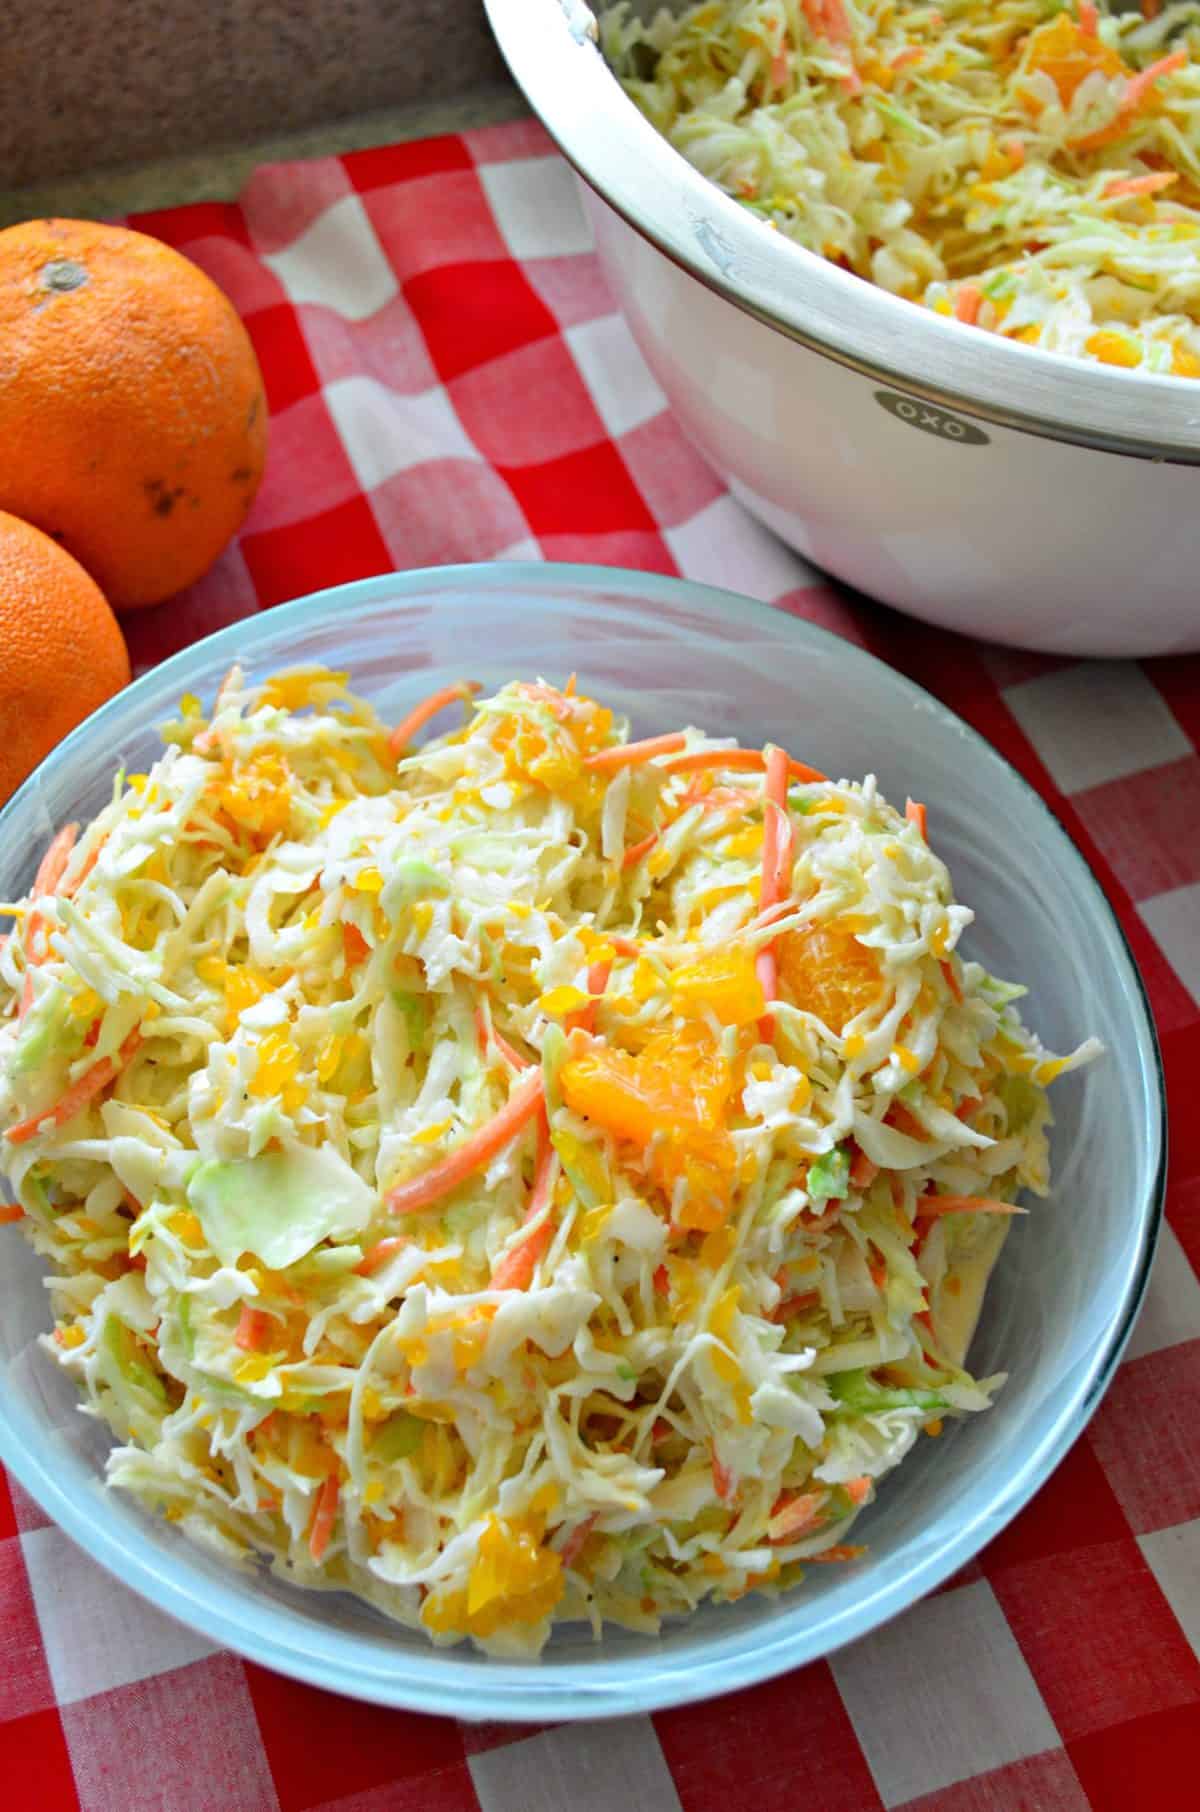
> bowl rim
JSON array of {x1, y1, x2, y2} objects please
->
[
  {"x1": 484, "y1": 0, "x2": 1200, "y2": 464},
  {"x1": 0, "y1": 562, "x2": 1167, "y2": 1719}
]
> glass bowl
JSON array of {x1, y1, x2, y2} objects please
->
[{"x1": 0, "y1": 564, "x2": 1164, "y2": 1719}]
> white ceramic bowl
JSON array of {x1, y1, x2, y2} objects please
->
[
  {"x1": 0, "y1": 566, "x2": 1164, "y2": 1716},
  {"x1": 486, "y1": 0, "x2": 1200, "y2": 657}
]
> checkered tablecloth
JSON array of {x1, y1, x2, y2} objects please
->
[{"x1": 3, "y1": 117, "x2": 1199, "y2": 1812}]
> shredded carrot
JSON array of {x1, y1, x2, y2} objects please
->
[
  {"x1": 355, "y1": 1235, "x2": 410, "y2": 1277},
  {"x1": 1079, "y1": 0, "x2": 1098, "y2": 37},
  {"x1": 807, "y1": 1544, "x2": 867, "y2": 1563},
  {"x1": 386, "y1": 1069, "x2": 545, "y2": 1215},
  {"x1": 844, "y1": 1475, "x2": 871, "y2": 1506},
  {"x1": 940, "y1": 958, "x2": 963, "y2": 1004},
  {"x1": 567, "y1": 959, "x2": 613, "y2": 1036},
  {"x1": 955, "y1": 1095, "x2": 982, "y2": 1121},
  {"x1": 388, "y1": 680, "x2": 480, "y2": 757},
  {"x1": 1103, "y1": 171, "x2": 1178, "y2": 199},
  {"x1": 559, "y1": 1513, "x2": 598, "y2": 1569},
  {"x1": 954, "y1": 283, "x2": 983, "y2": 326},
  {"x1": 33, "y1": 824, "x2": 80, "y2": 898},
  {"x1": 584, "y1": 731, "x2": 688, "y2": 772},
  {"x1": 663, "y1": 748, "x2": 827, "y2": 783},
  {"x1": 235, "y1": 1305, "x2": 272, "y2": 1351},
  {"x1": 850, "y1": 1148, "x2": 878, "y2": 1190},
  {"x1": 892, "y1": 46, "x2": 923, "y2": 70},
  {"x1": 916, "y1": 1194, "x2": 1025, "y2": 1217},
  {"x1": 608, "y1": 934, "x2": 642, "y2": 959},
  {"x1": 308, "y1": 1471, "x2": 339, "y2": 1563},
  {"x1": 652, "y1": 1263, "x2": 670, "y2": 1297},
  {"x1": 621, "y1": 831, "x2": 659, "y2": 870},
  {"x1": 772, "y1": 1289, "x2": 820, "y2": 1322},
  {"x1": 755, "y1": 948, "x2": 778, "y2": 1041},
  {"x1": 905, "y1": 798, "x2": 928, "y2": 840},
  {"x1": 756, "y1": 744, "x2": 793, "y2": 1041},
  {"x1": 869, "y1": 1257, "x2": 887, "y2": 1292},
  {"x1": 768, "y1": 1489, "x2": 827, "y2": 1542},
  {"x1": 489, "y1": 1109, "x2": 557, "y2": 1290},
  {"x1": 712, "y1": 1452, "x2": 736, "y2": 1502},
  {"x1": 1070, "y1": 49, "x2": 1188, "y2": 152},
  {"x1": 342, "y1": 922, "x2": 370, "y2": 967},
  {"x1": 0, "y1": 1203, "x2": 24, "y2": 1224},
  {"x1": 5, "y1": 1029, "x2": 142, "y2": 1145},
  {"x1": 1004, "y1": 135, "x2": 1026, "y2": 168},
  {"x1": 61, "y1": 836, "x2": 103, "y2": 901}
]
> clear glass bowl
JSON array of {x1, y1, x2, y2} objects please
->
[{"x1": 0, "y1": 564, "x2": 1164, "y2": 1719}]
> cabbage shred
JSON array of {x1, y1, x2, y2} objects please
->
[
  {"x1": 601, "y1": 0, "x2": 1200, "y2": 376},
  {"x1": 0, "y1": 668, "x2": 1096, "y2": 1655}
]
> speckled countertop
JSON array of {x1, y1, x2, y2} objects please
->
[{"x1": 0, "y1": 0, "x2": 526, "y2": 227}]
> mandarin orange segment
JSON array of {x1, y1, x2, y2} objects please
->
[
  {"x1": 560, "y1": 1025, "x2": 736, "y2": 1217},
  {"x1": 671, "y1": 949, "x2": 766, "y2": 1026},
  {"x1": 1024, "y1": 15, "x2": 1126, "y2": 107},
  {"x1": 776, "y1": 923, "x2": 881, "y2": 1032}
]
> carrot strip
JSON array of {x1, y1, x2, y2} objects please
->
[
  {"x1": 772, "y1": 1290, "x2": 820, "y2": 1322},
  {"x1": 807, "y1": 1544, "x2": 867, "y2": 1563},
  {"x1": 559, "y1": 1513, "x2": 597, "y2": 1569},
  {"x1": 0, "y1": 1203, "x2": 24, "y2": 1224},
  {"x1": 712, "y1": 1452, "x2": 736, "y2": 1502},
  {"x1": 342, "y1": 922, "x2": 370, "y2": 967},
  {"x1": 906, "y1": 798, "x2": 928, "y2": 840},
  {"x1": 768, "y1": 1489, "x2": 827, "y2": 1542},
  {"x1": 584, "y1": 732, "x2": 688, "y2": 772},
  {"x1": 652, "y1": 1263, "x2": 670, "y2": 1298},
  {"x1": 1103, "y1": 171, "x2": 1178, "y2": 199},
  {"x1": 756, "y1": 947, "x2": 778, "y2": 1042},
  {"x1": 385, "y1": 1069, "x2": 545, "y2": 1215},
  {"x1": 60, "y1": 836, "x2": 103, "y2": 900},
  {"x1": 608, "y1": 935, "x2": 642, "y2": 959},
  {"x1": 308, "y1": 1472, "x2": 339, "y2": 1563},
  {"x1": 388, "y1": 680, "x2": 480, "y2": 757},
  {"x1": 235, "y1": 1305, "x2": 272, "y2": 1351},
  {"x1": 916, "y1": 1195, "x2": 1025, "y2": 1217},
  {"x1": 489, "y1": 1110, "x2": 557, "y2": 1290},
  {"x1": 1070, "y1": 49, "x2": 1187, "y2": 151},
  {"x1": 566, "y1": 959, "x2": 612, "y2": 1037},
  {"x1": 621, "y1": 832, "x2": 659, "y2": 870},
  {"x1": 33, "y1": 824, "x2": 80, "y2": 898},
  {"x1": 756, "y1": 745, "x2": 793, "y2": 1041},
  {"x1": 663, "y1": 748, "x2": 827, "y2": 783},
  {"x1": 954, "y1": 283, "x2": 983, "y2": 326},
  {"x1": 844, "y1": 1475, "x2": 871, "y2": 1506},
  {"x1": 850, "y1": 1148, "x2": 878, "y2": 1190},
  {"x1": 940, "y1": 958, "x2": 963, "y2": 1004},
  {"x1": 5, "y1": 1029, "x2": 142, "y2": 1145},
  {"x1": 1079, "y1": 0, "x2": 1098, "y2": 37},
  {"x1": 355, "y1": 1235, "x2": 410, "y2": 1277}
]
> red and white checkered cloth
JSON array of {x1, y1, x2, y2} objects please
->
[{"x1": 3, "y1": 119, "x2": 1199, "y2": 1812}]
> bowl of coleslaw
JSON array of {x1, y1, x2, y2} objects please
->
[
  {"x1": 0, "y1": 564, "x2": 1163, "y2": 1716},
  {"x1": 486, "y1": 0, "x2": 1200, "y2": 655}
]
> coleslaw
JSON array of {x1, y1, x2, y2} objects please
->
[
  {"x1": 601, "y1": 0, "x2": 1200, "y2": 376},
  {"x1": 0, "y1": 668, "x2": 1098, "y2": 1655}
]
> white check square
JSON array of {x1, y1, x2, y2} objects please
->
[
  {"x1": 664, "y1": 494, "x2": 816, "y2": 602},
  {"x1": 469, "y1": 1716, "x2": 682, "y2": 1812},
  {"x1": 480, "y1": 158, "x2": 595, "y2": 260},
  {"x1": 21, "y1": 1524, "x2": 214, "y2": 1705},
  {"x1": 830, "y1": 1578, "x2": 1059, "y2": 1805},
  {"x1": 566, "y1": 314, "x2": 666, "y2": 439},
  {"x1": 1139, "y1": 883, "x2": 1200, "y2": 1007},
  {"x1": 263, "y1": 193, "x2": 397, "y2": 321},
  {"x1": 1124, "y1": 1223, "x2": 1200, "y2": 1361},
  {"x1": 1004, "y1": 663, "x2": 1191, "y2": 795},
  {"x1": 324, "y1": 376, "x2": 479, "y2": 491},
  {"x1": 1140, "y1": 1519, "x2": 1200, "y2": 1659}
]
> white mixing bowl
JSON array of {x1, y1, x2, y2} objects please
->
[{"x1": 486, "y1": 0, "x2": 1200, "y2": 657}]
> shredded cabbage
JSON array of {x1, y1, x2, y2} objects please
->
[
  {"x1": 0, "y1": 667, "x2": 1099, "y2": 1654},
  {"x1": 601, "y1": 0, "x2": 1200, "y2": 376}
]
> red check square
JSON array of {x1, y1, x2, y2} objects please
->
[
  {"x1": 343, "y1": 136, "x2": 473, "y2": 191},
  {"x1": 242, "y1": 494, "x2": 391, "y2": 610},
  {"x1": 0, "y1": 1706, "x2": 79, "y2": 1809},
  {"x1": 654, "y1": 1660, "x2": 884, "y2": 1812},
  {"x1": 1068, "y1": 1701, "x2": 1200, "y2": 1812},
  {"x1": 989, "y1": 1537, "x2": 1200, "y2": 1741},
  {"x1": 245, "y1": 1663, "x2": 467, "y2": 1812},
  {"x1": 406, "y1": 262, "x2": 558, "y2": 383},
  {"x1": 501, "y1": 441, "x2": 657, "y2": 539}
]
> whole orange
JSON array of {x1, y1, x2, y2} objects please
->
[
  {"x1": 0, "y1": 510, "x2": 131, "y2": 805},
  {"x1": 0, "y1": 219, "x2": 267, "y2": 610}
]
